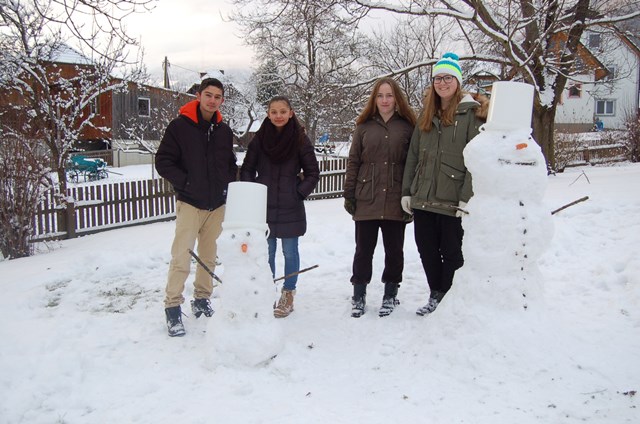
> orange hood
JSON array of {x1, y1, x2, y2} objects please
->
[{"x1": 179, "y1": 99, "x2": 223, "y2": 124}]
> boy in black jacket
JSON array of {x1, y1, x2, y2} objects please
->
[{"x1": 155, "y1": 78, "x2": 237, "y2": 337}]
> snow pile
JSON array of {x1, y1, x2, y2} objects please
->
[
  {"x1": 0, "y1": 162, "x2": 638, "y2": 423},
  {"x1": 205, "y1": 227, "x2": 283, "y2": 368}
]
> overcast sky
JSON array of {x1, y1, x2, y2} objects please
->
[
  {"x1": 125, "y1": 2, "x2": 398, "y2": 86},
  {"x1": 127, "y1": 0, "x2": 254, "y2": 84}
]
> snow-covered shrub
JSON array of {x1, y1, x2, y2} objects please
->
[
  {"x1": 0, "y1": 136, "x2": 52, "y2": 259},
  {"x1": 624, "y1": 112, "x2": 640, "y2": 163},
  {"x1": 554, "y1": 131, "x2": 585, "y2": 172}
]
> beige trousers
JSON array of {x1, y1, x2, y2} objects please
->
[{"x1": 164, "y1": 201, "x2": 225, "y2": 308}]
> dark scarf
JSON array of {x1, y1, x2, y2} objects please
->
[{"x1": 256, "y1": 117, "x2": 300, "y2": 164}]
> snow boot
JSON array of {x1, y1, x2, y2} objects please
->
[
  {"x1": 379, "y1": 282, "x2": 400, "y2": 317},
  {"x1": 416, "y1": 290, "x2": 445, "y2": 316},
  {"x1": 274, "y1": 289, "x2": 295, "y2": 318},
  {"x1": 165, "y1": 306, "x2": 185, "y2": 337},
  {"x1": 191, "y1": 298, "x2": 214, "y2": 318},
  {"x1": 351, "y1": 283, "x2": 367, "y2": 318}
]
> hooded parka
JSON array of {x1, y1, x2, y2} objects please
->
[
  {"x1": 402, "y1": 94, "x2": 486, "y2": 217},
  {"x1": 155, "y1": 100, "x2": 238, "y2": 211},
  {"x1": 344, "y1": 113, "x2": 414, "y2": 221}
]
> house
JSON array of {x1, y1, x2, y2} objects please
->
[
  {"x1": 0, "y1": 45, "x2": 194, "y2": 166},
  {"x1": 555, "y1": 28, "x2": 640, "y2": 131},
  {"x1": 108, "y1": 81, "x2": 194, "y2": 165},
  {"x1": 467, "y1": 70, "x2": 500, "y2": 96}
]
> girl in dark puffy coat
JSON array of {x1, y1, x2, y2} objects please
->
[
  {"x1": 343, "y1": 77, "x2": 417, "y2": 318},
  {"x1": 240, "y1": 96, "x2": 320, "y2": 318}
]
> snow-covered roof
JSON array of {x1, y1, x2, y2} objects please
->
[{"x1": 50, "y1": 44, "x2": 92, "y2": 66}]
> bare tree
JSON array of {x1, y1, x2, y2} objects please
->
[
  {"x1": 366, "y1": 15, "x2": 455, "y2": 108},
  {"x1": 230, "y1": 0, "x2": 370, "y2": 142},
  {"x1": 351, "y1": 0, "x2": 640, "y2": 169},
  {"x1": 28, "y1": 0, "x2": 154, "y2": 61},
  {"x1": 0, "y1": 0, "x2": 149, "y2": 257}
]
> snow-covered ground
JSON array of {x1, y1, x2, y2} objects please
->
[{"x1": 1, "y1": 162, "x2": 639, "y2": 423}]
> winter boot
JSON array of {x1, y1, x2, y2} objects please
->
[
  {"x1": 379, "y1": 282, "x2": 400, "y2": 317},
  {"x1": 274, "y1": 289, "x2": 295, "y2": 318},
  {"x1": 416, "y1": 290, "x2": 445, "y2": 316},
  {"x1": 165, "y1": 306, "x2": 185, "y2": 337},
  {"x1": 191, "y1": 298, "x2": 214, "y2": 318},
  {"x1": 351, "y1": 283, "x2": 367, "y2": 318}
]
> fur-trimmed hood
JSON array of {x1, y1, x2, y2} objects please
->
[{"x1": 469, "y1": 92, "x2": 489, "y2": 120}]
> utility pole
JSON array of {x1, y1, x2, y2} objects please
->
[{"x1": 162, "y1": 56, "x2": 171, "y2": 89}]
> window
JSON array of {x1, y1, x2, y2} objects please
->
[
  {"x1": 588, "y1": 33, "x2": 601, "y2": 48},
  {"x1": 568, "y1": 83, "x2": 582, "y2": 98},
  {"x1": 90, "y1": 96, "x2": 100, "y2": 115},
  {"x1": 138, "y1": 97, "x2": 151, "y2": 117},
  {"x1": 595, "y1": 100, "x2": 615, "y2": 116},
  {"x1": 606, "y1": 65, "x2": 617, "y2": 80}
]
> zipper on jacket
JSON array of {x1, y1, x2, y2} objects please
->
[
  {"x1": 453, "y1": 120, "x2": 458, "y2": 143},
  {"x1": 207, "y1": 124, "x2": 216, "y2": 209}
]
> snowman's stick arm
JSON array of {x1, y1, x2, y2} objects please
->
[
  {"x1": 551, "y1": 196, "x2": 589, "y2": 215},
  {"x1": 188, "y1": 248, "x2": 223, "y2": 285},
  {"x1": 422, "y1": 201, "x2": 469, "y2": 215},
  {"x1": 273, "y1": 264, "x2": 319, "y2": 283}
]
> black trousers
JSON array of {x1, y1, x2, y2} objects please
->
[
  {"x1": 413, "y1": 209, "x2": 464, "y2": 294},
  {"x1": 350, "y1": 220, "x2": 406, "y2": 285}
]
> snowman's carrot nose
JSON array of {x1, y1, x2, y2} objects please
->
[
  {"x1": 241, "y1": 243, "x2": 248, "y2": 253},
  {"x1": 516, "y1": 143, "x2": 528, "y2": 150}
]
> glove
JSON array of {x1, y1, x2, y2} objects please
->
[
  {"x1": 455, "y1": 201, "x2": 468, "y2": 218},
  {"x1": 401, "y1": 196, "x2": 412, "y2": 215},
  {"x1": 344, "y1": 198, "x2": 356, "y2": 216},
  {"x1": 402, "y1": 211, "x2": 413, "y2": 223}
]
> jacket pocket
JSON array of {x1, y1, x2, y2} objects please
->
[
  {"x1": 355, "y1": 164, "x2": 374, "y2": 201},
  {"x1": 390, "y1": 163, "x2": 403, "y2": 193},
  {"x1": 409, "y1": 155, "x2": 425, "y2": 196},
  {"x1": 436, "y1": 160, "x2": 465, "y2": 202}
]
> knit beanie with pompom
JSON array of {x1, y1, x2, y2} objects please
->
[{"x1": 432, "y1": 52, "x2": 463, "y2": 85}]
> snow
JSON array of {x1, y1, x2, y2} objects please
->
[{"x1": 1, "y1": 162, "x2": 639, "y2": 423}]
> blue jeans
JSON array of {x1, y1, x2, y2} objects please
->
[{"x1": 268, "y1": 237, "x2": 300, "y2": 291}]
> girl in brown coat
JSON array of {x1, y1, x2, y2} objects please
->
[{"x1": 343, "y1": 78, "x2": 417, "y2": 318}]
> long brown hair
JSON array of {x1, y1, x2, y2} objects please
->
[
  {"x1": 356, "y1": 77, "x2": 417, "y2": 126},
  {"x1": 417, "y1": 84, "x2": 463, "y2": 132}
]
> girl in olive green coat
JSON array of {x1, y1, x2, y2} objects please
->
[{"x1": 401, "y1": 53, "x2": 488, "y2": 316}]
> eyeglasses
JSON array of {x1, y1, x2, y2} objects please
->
[{"x1": 433, "y1": 75, "x2": 455, "y2": 84}]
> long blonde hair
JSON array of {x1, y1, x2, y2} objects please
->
[
  {"x1": 417, "y1": 84, "x2": 463, "y2": 132},
  {"x1": 356, "y1": 77, "x2": 416, "y2": 127}
]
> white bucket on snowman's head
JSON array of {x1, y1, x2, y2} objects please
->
[
  {"x1": 222, "y1": 181, "x2": 269, "y2": 232},
  {"x1": 483, "y1": 81, "x2": 534, "y2": 131}
]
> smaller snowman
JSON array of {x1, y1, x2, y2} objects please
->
[
  {"x1": 452, "y1": 82, "x2": 553, "y2": 313},
  {"x1": 205, "y1": 182, "x2": 283, "y2": 368}
]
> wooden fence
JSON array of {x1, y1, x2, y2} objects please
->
[
  {"x1": 555, "y1": 131, "x2": 629, "y2": 169},
  {"x1": 31, "y1": 157, "x2": 348, "y2": 241}
]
